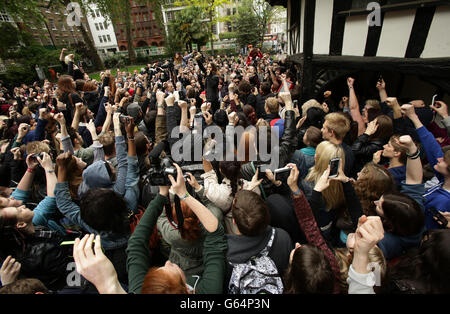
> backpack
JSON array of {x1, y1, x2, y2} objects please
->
[{"x1": 228, "y1": 228, "x2": 284, "y2": 294}]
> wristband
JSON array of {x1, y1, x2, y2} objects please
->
[
  {"x1": 46, "y1": 169, "x2": 55, "y2": 174},
  {"x1": 179, "y1": 192, "x2": 190, "y2": 200},
  {"x1": 292, "y1": 188, "x2": 301, "y2": 195},
  {"x1": 27, "y1": 168, "x2": 35, "y2": 174},
  {"x1": 406, "y1": 148, "x2": 420, "y2": 160}
]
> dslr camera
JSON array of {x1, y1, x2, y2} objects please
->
[{"x1": 144, "y1": 156, "x2": 177, "y2": 186}]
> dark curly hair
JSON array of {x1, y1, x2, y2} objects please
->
[{"x1": 80, "y1": 188, "x2": 130, "y2": 235}]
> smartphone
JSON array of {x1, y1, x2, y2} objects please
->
[
  {"x1": 430, "y1": 208, "x2": 448, "y2": 228},
  {"x1": 274, "y1": 167, "x2": 292, "y2": 182},
  {"x1": 432, "y1": 94, "x2": 439, "y2": 108},
  {"x1": 328, "y1": 158, "x2": 341, "y2": 178},
  {"x1": 257, "y1": 165, "x2": 267, "y2": 180}
]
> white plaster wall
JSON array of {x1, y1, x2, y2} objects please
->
[
  {"x1": 342, "y1": 15, "x2": 369, "y2": 56},
  {"x1": 376, "y1": 9, "x2": 416, "y2": 57},
  {"x1": 421, "y1": 5, "x2": 450, "y2": 58},
  {"x1": 313, "y1": 0, "x2": 333, "y2": 55}
]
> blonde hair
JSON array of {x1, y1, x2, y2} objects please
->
[
  {"x1": 26, "y1": 141, "x2": 51, "y2": 155},
  {"x1": 324, "y1": 112, "x2": 351, "y2": 140},
  {"x1": 334, "y1": 246, "x2": 387, "y2": 293},
  {"x1": 305, "y1": 141, "x2": 345, "y2": 211},
  {"x1": 365, "y1": 99, "x2": 381, "y2": 110},
  {"x1": 265, "y1": 97, "x2": 279, "y2": 114},
  {"x1": 301, "y1": 99, "x2": 322, "y2": 117}
]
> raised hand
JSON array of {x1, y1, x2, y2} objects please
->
[
  {"x1": 373, "y1": 150, "x2": 382, "y2": 164},
  {"x1": 431, "y1": 101, "x2": 449, "y2": 119},
  {"x1": 37, "y1": 152, "x2": 54, "y2": 172},
  {"x1": 364, "y1": 119, "x2": 379, "y2": 136},
  {"x1": 0, "y1": 256, "x2": 21, "y2": 286},
  {"x1": 167, "y1": 163, "x2": 187, "y2": 198},
  {"x1": 347, "y1": 77, "x2": 355, "y2": 88},
  {"x1": 73, "y1": 234, "x2": 125, "y2": 294}
]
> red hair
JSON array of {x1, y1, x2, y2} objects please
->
[
  {"x1": 141, "y1": 267, "x2": 188, "y2": 294},
  {"x1": 172, "y1": 200, "x2": 201, "y2": 243}
]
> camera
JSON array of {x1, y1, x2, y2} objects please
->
[
  {"x1": 119, "y1": 114, "x2": 132, "y2": 124},
  {"x1": 144, "y1": 157, "x2": 178, "y2": 186},
  {"x1": 30, "y1": 152, "x2": 45, "y2": 162}
]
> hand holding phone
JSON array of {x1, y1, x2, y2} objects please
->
[
  {"x1": 328, "y1": 158, "x2": 341, "y2": 178},
  {"x1": 430, "y1": 208, "x2": 449, "y2": 228},
  {"x1": 274, "y1": 166, "x2": 292, "y2": 182}
]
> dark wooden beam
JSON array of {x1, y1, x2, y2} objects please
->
[
  {"x1": 364, "y1": 0, "x2": 387, "y2": 56},
  {"x1": 405, "y1": 5, "x2": 436, "y2": 58},
  {"x1": 302, "y1": 0, "x2": 316, "y2": 103},
  {"x1": 337, "y1": 0, "x2": 450, "y2": 17},
  {"x1": 309, "y1": 55, "x2": 450, "y2": 78},
  {"x1": 329, "y1": 0, "x2": 353, "y2": 56}
]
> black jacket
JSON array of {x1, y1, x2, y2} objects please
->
[
  {"x1": 240, "y1": 110, "x2": 297, "y2": 185},
  {"x1": 225, "y1": 226, "x2": 293, "y2": 286},
  {"x1": 197, "y1": 61, "x2": 219, "y2": 104},
  {"x1": 255, "y1": 93, "x2": 275, "y2": 119},
  {"x1": 351, "y1": 134, "x2": 386, "y2": 174},
  {"x1": 0, "y1": 227, "x2": 71, "y2": 291}
]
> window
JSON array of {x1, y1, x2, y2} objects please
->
[
  {"x1": 107, "y1": 34, "x2": 111, "y2": 42},
  {"x1": 233, "y1": 8, "x2": 236, "y2": 15},
  {"x1": 227, "y1": 8, "x2": 231, "y2": 16},
  {"x1": 99, "y1": 35, "x2": 103, "y2": 43},
  {"x1": 99, "y1": 23, "x2": 104, "y2": 30},
  {"x1": 95, "y1": 23, "x2": 99, "y2": 31},
  {"x1": 103, "y1": 35, "x2": 107, "y2": 42},
  {"x1": 226, "y1": 21, "x2": 232, "y2": 32},
  {"x1": 104, "y1": 21, "x2": 108, "y2": 29},
  {"x1": 152, "y1": 12, "x2": 156, "y2": 20},
  {"x1": 96, "y1": 10, "x2": 100, "y2": 17},
  {"x1": 61, "y1": 21, "x2": 66, "y2": 31},
  {"x1": 49, "y1": 19, "x2": 57, "y2": 30},
  {"x1": 0, "y1": 11, "x2": 12, "y2": 22}
]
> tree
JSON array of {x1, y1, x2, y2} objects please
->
[
  {"x1": 43, "y1": 0, "x2": 105, "y2": 70},
  {"x1": 169, "y1": 5, "x2": 209, "y2": 52},
  {"x1": 0, "y1": 0, "x2": 46, "y2": 25},
  {"x1": 0, "y1": 0, "x2": 105, "y2": 70},
  {"x1": 234, "y1": 1, "x2": 261, "y2": 49},
  {"x1": 93, "y1": 0, "x2": 164, "y2": 65},
  {"x1": 234, "y1": 0, "x2": 281, "y2": 50},
  {"x1": 174, "y1": 0, "x2": 232, "y2": 55},
  {"x1": 0, "y1": 23, "x2": 35, "y2": 59}
]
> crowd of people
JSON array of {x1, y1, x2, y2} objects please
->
[{"x1": 0, "y1": 46, "x2": 449, "y2": 295}]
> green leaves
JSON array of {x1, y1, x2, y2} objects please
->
[{"x1": 169, "y1": 5, "x2": 209, "y2": 51}]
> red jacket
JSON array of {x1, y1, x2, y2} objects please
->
[{"x1": 246, "y1": 50, "x2": 263, "y2": 65}]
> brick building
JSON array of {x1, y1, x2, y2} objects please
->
[
  {"x1": 115, "y1": 1, "x2": 164, "y2": 50},
  {"x1": 18, "y1": 5, "x2": 90, "y2": 48}
]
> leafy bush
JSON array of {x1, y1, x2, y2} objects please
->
[
  {"x1": 103, "y1": 55, "x2": 131, "y2": 69},
  {"x1": 0, "y1": 65, "x2": 37, "y2": 88}
]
